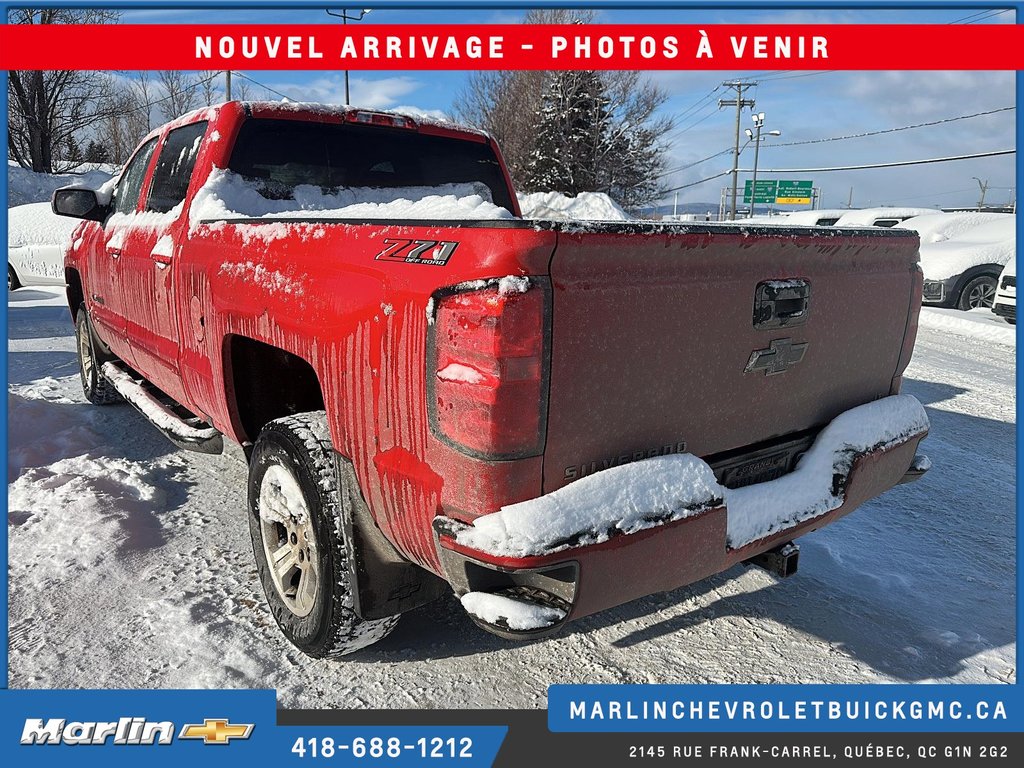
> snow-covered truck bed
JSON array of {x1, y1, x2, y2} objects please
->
[{"x1": 54, "y1": 100, "x2": 929, "y2": 656}]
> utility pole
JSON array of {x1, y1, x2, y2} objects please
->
[
  {"x1": 225, "y1": 70, "x2": 232, "y2": 100},
  {"x1": 327, "y1": 9, "x2": 373, "y2": 105},
  {"x1": 972, "y1": 176, "x2": 989, "y2": 209},
  {"x1": 744, "y1": 114, "x2": 781, "y2": 219},
  {"x1": 719, "y1": 80, "x2": 756, "y2": 220}
]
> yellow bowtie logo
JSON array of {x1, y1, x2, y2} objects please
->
[{"x1": 179, "y1": 719, "x2": 254, "y2": 745}]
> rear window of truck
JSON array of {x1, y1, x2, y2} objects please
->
[{"x1": 226, "y1": 118, "x2": 515, "y2": 214}]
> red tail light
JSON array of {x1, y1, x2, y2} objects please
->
[{"x1": 429, "y1": 280, "x2": 550, "y2": 459}]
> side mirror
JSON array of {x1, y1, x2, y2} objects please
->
[{"x1": 52, "y1": 187, "x2": 109, "y2": 222}]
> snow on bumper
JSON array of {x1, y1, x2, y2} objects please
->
[{"x1": 434, "y1": 395, "x2": 929, "y2": 622}]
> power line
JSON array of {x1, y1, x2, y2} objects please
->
[
  {"x1": 230, "y1": 71, "x2": 293, "y2": 102},
  {"x1": 659, "y1": 169, "x2": 732, "y2": 195},
  {"x1": 656, "y1": 147, "x2": 733, "y2": 179},
  {"x1": 771, "y1": 106, "x2": 1015, "y2": 148},
  {"x1": 738, "y1": 148, "x2": 1014, "y2": 174},
  {"x1": 950, "y1": 8, "x2": 1015, "y2": 24}
]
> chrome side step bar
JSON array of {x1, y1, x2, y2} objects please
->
[{"x1": 101, "y1": 362, "x2": 224, "y2": 454}]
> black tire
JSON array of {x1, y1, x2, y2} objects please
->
[
  {"x1": 8, "y1": 265, "x2": 19, "y2": 292},
  {"x1": 75, "y1": 305, "x2": 122, "y2": 405},
  {"x1": 248, "y1": 412, "x2": 399, "y2": 658},
  {"x1": 957, "y1": 275, "x2": 998, "y2": 311}
]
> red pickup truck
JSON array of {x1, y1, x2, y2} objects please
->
[{"x1": 54, "y1": 101, "x2": 929, "y2": 658}]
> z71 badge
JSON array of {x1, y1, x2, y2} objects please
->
[{"x1": 375, "y1": 238, "x2": 459, "y2": 266}]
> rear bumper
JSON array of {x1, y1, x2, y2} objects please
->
[
  {"x1": 993, "y1": 301, "x2": 1016, "y2": 321},
  {"x1": 434, "y1": 396, "x2": 929, "y2": 630}
]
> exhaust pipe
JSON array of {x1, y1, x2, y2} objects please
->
[{"x1": 744, "y1": 542, "x2": 799, "y2": 578}]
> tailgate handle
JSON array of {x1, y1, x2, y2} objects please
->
[{"x1": 753, "y1": 279, "x2": 811, "y2": 329}]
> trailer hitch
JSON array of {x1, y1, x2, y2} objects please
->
[{"x1": 743, "y1": 542, "x2": 799, "y2": 578}]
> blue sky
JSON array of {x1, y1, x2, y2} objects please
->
[{"x1": 118, "y1": 4, "x2": 1017, "y2": 209}]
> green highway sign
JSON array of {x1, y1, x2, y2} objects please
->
[
  {"x1": 775, "y1": 180, "x2": 814, "y2": 204},
  {"x1": 743, "y1": 179, "x2": 814, "y2": 205},
  {"x1": 743, "y1": 179, "x2": 778, "y2": 204}
]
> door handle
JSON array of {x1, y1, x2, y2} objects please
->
[
  {"x1": 152, "y1": 254, "x2": 173, "y2": 267},
  {"x1": 108, "y1": 248, "x2": 121, "y2": 259},
  {"x1": 753, "y1": 279, "x2": 811, "y2": 330}
]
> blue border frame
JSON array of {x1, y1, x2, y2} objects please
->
[{"x1": 1, "y1": 0, "x2": 1020, "y2": 740}]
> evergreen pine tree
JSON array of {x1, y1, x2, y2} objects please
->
[{"x1": 522, "y1": 69, "x2": 664, "y2": 208}]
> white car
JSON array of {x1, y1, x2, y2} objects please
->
[
  {"x1": 992, "y1": 255, "x2": 1016, "y2": 325},
  {"x1": 8, "y1": 202, "x2": 82, "y2": 291},
  {"x1": 905, "y1": 215, "x2": 1016, "y2": 311}
]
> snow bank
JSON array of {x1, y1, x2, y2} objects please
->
[
  {"x1": 190, "y1": 167, "x2": 513, "y2": 225},
  {"x1": 918, "y1": 216, "x2": 1016, "y2": 281},
  {"x1": 918, "y1": 307, "x2": 1016, "y2": 346},
  {"x1": 446, "y1": 395, "x2": 928, "y2": 557},
  {"x1": 461, "y1": 592, "x2": 566, "y2": 631},
  {"x1": 897, "y1": 212, "x2": 1011, "y2": 244},
  {"x1": 834, "y1": 207, "x2": 940, "y2": 226},
  {"x1": 7, "y1": 162, "x2": 114, "y2": 208},
  {"x1": 517, "y1": 191, "x2": 630, "y2": 221},
  {"x1": 7, "y1": 202, "x2": 81, "y2": 248}
]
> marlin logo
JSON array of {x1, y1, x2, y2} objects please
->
[
  {"x1": 744, "y1": 338, "x2": 808, "y2": 376},
  {"x1": 20, "y1": 717, "x2": 255, "y2": 746},
  {"x1": 21, "y1": 718, "x2": 174, "y2": 745}
]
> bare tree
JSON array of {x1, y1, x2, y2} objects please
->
[
  {"x1": 232, "y1": 77, "x2": 252, "y2": 101},
  {"x1": 7, "y1": 7, "x2": 124, "y2": 172},
  {"x1": 97, "y1": 78, "x2": 151, "y2": 164},
  {"x1": 453, "y1": 9, "x2": 673, "y2": 205},
  {"x1": 157, "y1": 70, "x2": 200, "y2": 121},
  {"x1": 198, "y1": 70, "x2": 222, "y2": 106},
  {"x1": 132, "y1": 70, "x2": 155, "y2": 133}
]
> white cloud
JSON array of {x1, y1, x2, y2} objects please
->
[{"x1": 248, "y1": 73, "x2": 427, "y2": 110}]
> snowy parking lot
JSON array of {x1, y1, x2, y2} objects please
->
[{"x1": 7, "y1": 286, "x2": 1016, "y2": 706}]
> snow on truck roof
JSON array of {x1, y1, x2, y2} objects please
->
[{"x1": 239, "y1": 100, "x2": 489, "y2": 139}]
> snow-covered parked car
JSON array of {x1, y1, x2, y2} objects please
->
[
  {"x1": 898, "y1": 214, "x2": 1015, "y2": 311},
  {"x1": 833, "y1": 207, "x2": 941, "y2": 228},
  {"x1": 7, "y1": 201, "x2": 82, "y2": 290},
  {"x1": 778, "y1": 208, "x2": 850, "y2": 226},
  {"x1": 992, "y1": 254, "x2": 1016, "y2": 324}
]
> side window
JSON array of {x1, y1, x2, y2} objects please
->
[
  {"x1": 112, "y1": 137, "x2": 159, "y2": 216},
  {"x1": 146, "y1": 121, "x2": 208, "y2": 214}
]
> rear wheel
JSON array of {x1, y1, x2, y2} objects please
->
[
  {"x1": 75, "y1": 305, "x2": 122, "y2": 405},
  {"x1": 957, "y1": 275, "x2": 997, "y2": 311},
  {"x1": 8, "y1": 265, "x2": 19, "y2": 292},
  {"x1": 248, "y1": 412, "x2": 399, "y2": 658}
]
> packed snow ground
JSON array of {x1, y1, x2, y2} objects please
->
[{"x1": 7, "y1": 289, "x2": 1016, "y2": 703}]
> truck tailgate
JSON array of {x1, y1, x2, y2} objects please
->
[{"x1": 542, "y1": 223, "x2": 921, "y2": 494}]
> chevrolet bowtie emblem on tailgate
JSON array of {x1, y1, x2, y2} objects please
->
[
  {"x1": 179, "y1": 719, "x2": 254, "y2": 745},
  {"x1": 744, "y1": 338, "x2": 809, "y2": 376}
]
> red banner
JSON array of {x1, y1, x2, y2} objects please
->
[{"x1": 1, "y1": 23, "x2": 1022, "y2": 70}]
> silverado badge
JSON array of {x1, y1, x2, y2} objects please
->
[{"x1": 744, "y1": 338, "x2": 808, "y2": 376}]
